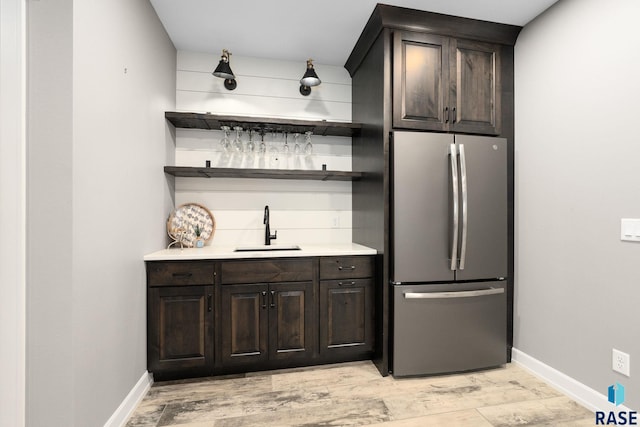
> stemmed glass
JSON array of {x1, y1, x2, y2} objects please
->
[
  {"x1": 246, "y1": 129, "x2": 255, "y2": 153},
  {"x1": 258, "y1": 131, "x2": 266, "y2": 154},
  {"x1": 232, "y1": 126, "x2": 244, "y2": 152},
  {"x1": 293, "y1": 133, "x2": 301, "y2": 155},
  {"x1": 268, "y1": 134, "x2": 279, "y2": 168},
  {"x1": 282, "y1": 132, "x2": 290, "y2": 155},
  {"x1": 219, "y1": 126, "x2": 231, "y2": 151},
  {"x1": 304, "y1": 131, "x2": 313, "y2": 155}
]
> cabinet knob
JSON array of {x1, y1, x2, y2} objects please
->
[
  {"x1": 261, "y1": 291, "x2": 267, "y2": 309},
  {"x1": 338, "y1": 281, "x2": 356, "y2": 286},
  {"x1": 171, "y1": 272, "x2": 193, "y2": 278},
  {"x1": 270, "y1": 290, "x2": 276, "y2": 308}
]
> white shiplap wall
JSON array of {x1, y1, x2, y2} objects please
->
[{"x1": 174, "y1": 51, "x2": 353, "y2": 247}]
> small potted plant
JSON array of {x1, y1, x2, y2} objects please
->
[{"x1": 194, "y1": 224, "x2": 205, "y2": 248}]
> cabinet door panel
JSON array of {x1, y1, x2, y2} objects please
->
[
  {"x1": 320, "y1": 279, "x2": 374, "y2": 357},
  {"x1": 221, "y1": 284, "x2": 269, "y2": 366},
  {"x1": 319, "y1": 256, "x2": 374, "y2": 280},
  {"x1": 220, "y1": 259, "x2": 313, "y2": 284},
  {"x1": 148, "y1": 285, "x2": 213, "y2": 378},
  {"x1": 147, "y1": 261, "x2": 215, "y2": 286},
  {"x1": 451, "y1": 39, "x2": 501, "y2": 135},
  {"x1": 269, "y1": 282, "x2": 316, "y2": 361},
  {"x1": 393, "y1": 31, "x2": 449, "y2": 131}
]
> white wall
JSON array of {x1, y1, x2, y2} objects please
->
[
  {"x1": 0, "y1": 0, "x2": 26, "y2": 425},
  {"x1": 515, "y1": 0, "x2": 640, "y2": 410},
  {"x1": 27, "y1": 1, "x2": 74, "y2": 424},
  {"x1": 27, "y1": 0, "x2": 176, "y2": 425},
  {"x1": 174, "y1": 51, "x2": 353, "y2": 247}
]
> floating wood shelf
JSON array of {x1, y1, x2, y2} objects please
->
[
  {"x1": 165, "y1": 112, "x2": 361, "y2": 137},
  {"x1": 164, "y1": 166, "x2": 363, "y2": 181}
]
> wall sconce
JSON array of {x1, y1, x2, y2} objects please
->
[
  {"x1": 299, "y1": 59, "x2": 321, "y2": 96},
  {"x1": 212, "y1": 49, "x2": 237, "y2": 90}
]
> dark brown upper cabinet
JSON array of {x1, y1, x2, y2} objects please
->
[{"x1": 393, "y1": 31, "x2": 501, "y2": 135}]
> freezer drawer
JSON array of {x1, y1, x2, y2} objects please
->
[{"x1": 392, "y1": 281, "x2": 506, "y2": 377}]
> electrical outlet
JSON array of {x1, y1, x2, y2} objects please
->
[{"x1": 613, "y1": 349, "x2": 631, "y2": 377}]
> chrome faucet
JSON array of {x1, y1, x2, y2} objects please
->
[{"x1": 263, "y1": 205, "x2": 277, "y2": 245}]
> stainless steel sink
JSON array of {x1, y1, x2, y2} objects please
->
[{"x1": 234, "y1": 245, "x2": 301, "y2": 252}]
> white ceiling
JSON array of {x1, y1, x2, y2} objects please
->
[{"x1": 150, "y1": 0, "x2": 559, "y2": 66}]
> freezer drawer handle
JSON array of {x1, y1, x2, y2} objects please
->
[{"x1": 404, "y1": 287, "x2": 504, "y2": 299}]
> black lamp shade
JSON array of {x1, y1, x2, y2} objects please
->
[
  {"x1": 300, "y1": 67, "x2": 321, "y2": 87},
  {"x1": 213, "y1": 60, "x2": 235, "y2": 80}
]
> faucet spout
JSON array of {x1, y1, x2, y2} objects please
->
[{"x1": 264, "y1": 205, "x2": 277, "y2": 245}]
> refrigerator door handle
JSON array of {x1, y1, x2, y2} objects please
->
[
  {"x1": 404, "y1": 287, "x2": 504, "y2": 299},
  {"x1": 449, "y1": 143, "x2": 459, "y2": 271},
  {"x1": 458, "y1": 143, "x2": 468, "y2": 270}
]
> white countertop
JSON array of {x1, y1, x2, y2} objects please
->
[{"x1": 143, "y1": 242, "x2": 377, "y2": 261}]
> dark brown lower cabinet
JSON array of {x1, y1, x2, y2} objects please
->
[
  {"x1": 320, "y1": 279, "x2": 374, "y2": 360},
  {"x1": 147, "y1": 255, "x2": 375, "y2": 379},
  {"x1": 220, "y1": 281, "x2": 316, "y2": 369},
  {"x1": 147, "y1": 285, "x2": 214, "y2": 380}
]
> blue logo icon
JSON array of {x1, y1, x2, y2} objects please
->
[{"x1": 608, "y1": 382, "x2": 625, "y2": 406}]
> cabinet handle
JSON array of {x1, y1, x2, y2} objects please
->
[
  {"x1": 270, "y1": 290, "x2": 276, "y2": 308},
  {"x1": 338, "y1": 265, "x2": 356, "y2": 271},
  {"x1": 171, "y1": 272, "x2": 192, "y2": 278},
  {"x1": 445, "y1": 106, "x2": 449, "y2": 123},
  {"x1": 207, "y1": 294, "x2": 213, "y2": 312},
  {"x1": 338, "y1": 281, "x2": 356, "y2": 286},
  {"x1": 452, "y1": 107, "x2": 457, "y2": 124},
  {"x1": 261, "y1": 291, "x2": 267, "y2": 309}
]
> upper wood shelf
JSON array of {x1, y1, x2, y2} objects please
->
[
  {"x1": 165, "y1": 112, "x2": 361, "y2": 138},
  {"x1": 164, "y1": 166, "x2": 362, "y2": 181}
]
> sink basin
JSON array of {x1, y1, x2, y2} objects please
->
[{"x1": 234, "y1": 245, "x2": 301, "y2": 252}]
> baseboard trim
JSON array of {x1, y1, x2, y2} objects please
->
[
  {"x1": 512, "y1": 348, "x2": 633, "y2": 413},
  {"x1": 104, "y1": 371, "x2": 153, "y2": 427}
]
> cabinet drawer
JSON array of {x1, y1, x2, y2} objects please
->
[
  {"x1": 220, "y1": 259, "x2": 313, "y2": 284},
  {"x1": 320, "y1": 256, "x2": 374, "y2": 280},
  {"x1": 147, "y1": 261, "x2": 215, "y2": 287}
]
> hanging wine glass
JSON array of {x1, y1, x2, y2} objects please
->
[
  {"x1": 258, "y1": 131, "x2": 266, "y2": 154},
  {"x1": 232, "y1": 126, "x2": 244, "y2": 152},
  {"x1": 220, "y1": 126, "x2": 231, "y2": 151},
  {"x1": 246, "y1": 129, "x2": 255, "y2": 152},
  {"x1": 268, "y1": 136, "x2": 279, "y2": 168},
  {"x1": 293, "y1": 133, "x2": 301, "y2": 155},
  {"x1": 304, "y1": 131, "x2": 313, "y2": 155},
  {"x1": 282, "y1": 132, "x2": 290, "y2": 155}
]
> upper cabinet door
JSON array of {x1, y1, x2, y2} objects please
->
[
  {"x1": 393, "y1": 31, "x2": 450, "y2": 131},
  {"x1": 392, "y1": 32, "x2": 502, "y2": 136},
  {"x1": 450, "y1": 39, "x2": 501, "y2": 135}
]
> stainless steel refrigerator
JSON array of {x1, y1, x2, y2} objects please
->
[{"x1": 391, "y1": 131, "x2": 507, "y2": 377}]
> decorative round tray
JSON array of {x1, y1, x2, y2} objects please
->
[{"x1": 167, "y1": 203, "x2": 215, "y2": 248}]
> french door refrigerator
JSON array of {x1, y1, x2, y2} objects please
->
[{"x1": 391, "y1": 131, "x2": 507, "y2": 377}]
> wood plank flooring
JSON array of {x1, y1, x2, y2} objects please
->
[{"x1": 126, "y1": 361, "x2": 595, "y2": 426}]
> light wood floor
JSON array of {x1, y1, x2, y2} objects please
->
[{"x1": 126, "y1": 361, "x2": 595, "y2": 427}]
